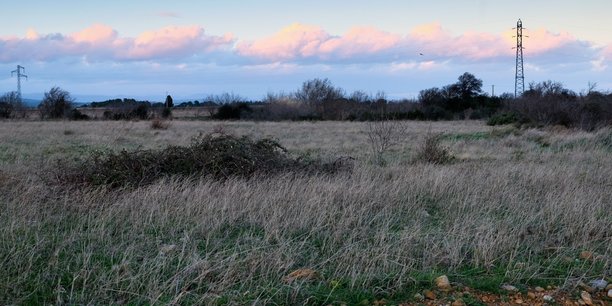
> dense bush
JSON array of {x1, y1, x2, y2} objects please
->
[
  {"x1": 0, "y1": 92, "x2": 25, "y2": 118},
  {"x1": 57, "y1": 133, "x2": 351, "y2": 188},
  {"x1": 69, "y1": 109, "x2": 90, "y2": 120},
  {"x1": 102, "y1": 103, "x2": 151, "y2": 120},
  {"x1": 0, "y1": 102, "x2": 13, "y2": 118},
  {"x1": 506, "y1": 81, "x2": 612, "y2": 130},
  {"x1": 160, "y1": 107, "x2": 172, "y2": 119},
  {"x1": 213, "y1": 103, "x2": 252, "y2": 120},
  {"x1": 417, "y1": 73, "x2": 504, "y2": 120}
]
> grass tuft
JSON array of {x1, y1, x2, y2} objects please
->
[
  {"x1": 150, "y1": 117, "x2": 170, "y2": 130},
  {"x1": 415, "y1": 132, "x2": 454, "y2": 164}
]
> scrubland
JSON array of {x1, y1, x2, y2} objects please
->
[{"x1": 0, "y1": 120, "x2": 610, "y2": 305}]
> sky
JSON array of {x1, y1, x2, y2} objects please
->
[{"x1": 1, "y1": 0, "x2": 611, "y2": 102}]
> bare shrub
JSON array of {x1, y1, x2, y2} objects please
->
[
  {"x1": 366, "y1": 118, "x2": 405, "y2": 165},
  {"x1": 415, "y1": 132, "x2": 454, "y2": 164},
  {"x1": 150, "y1": 118, "x2": 170, "y2": 130}
]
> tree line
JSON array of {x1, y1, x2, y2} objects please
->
[{"x1": 1, "y1": 72, "x2": 611, "y2": 130}]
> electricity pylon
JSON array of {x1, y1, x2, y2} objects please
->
[
  {"x1": 514, "y1": 19, "x2": 525, "y2": 98},
  {"x1": 11, "y1": 65, "x2": 28, "y2": 99}
]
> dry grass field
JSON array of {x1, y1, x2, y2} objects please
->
[{"x1": 0, "y1": 120, "x2": 610, "y2": 305}]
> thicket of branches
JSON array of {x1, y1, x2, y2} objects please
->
[
  {"x1": 55, "y1": 132, "x2": 352, "y2": 188},
  {"x1": 490, "y1": 81, "x2": 612, "y2": 130}
]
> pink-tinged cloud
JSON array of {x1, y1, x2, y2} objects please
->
[
  {"x1": 0, "y1": 24, "x2": 234, "y2": 63},
  {"x1": 410, "y1": 23, "x2": 446, "y2": 41},
  {"x1": 237, "y1": 22, "x2": 603, "y2": 65},
  {"x1": 408, "y1": 23, "x2": 514, "y2": 60},
  {"x1": 237, "y1": 22, "x2": 516, "y2": 63},
  {"x1": 71, "y1": 24, "x2": 118, "y2": 44},
  {"x1": 236, "y1": 23, "x2": 330, "y2": 60},
  {"x1": 602, "y1": 44, "x2": 612, "y2": 59},
  {"x1": 122, "y1": 25, "x2": 234, "y2": 60},
  {"x1": 319, "y1": 27, "x2": 401, "y2": 58},
  {"x1": 237, "y1": 23, "x2": 402, "y2": 62},
  {"x1": 524, "y1": 28, "x2": 578, "y2": 54},
  {"x1": 0, "y1": 22, "x2": 602, "y2": 67}
]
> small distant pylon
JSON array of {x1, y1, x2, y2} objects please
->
[
  {"x1": 514, "y1": 19, "x2": 525, "y2": 98},
  {"x1": 11, "y1": 65, "x2": 28, "y2": 99}
]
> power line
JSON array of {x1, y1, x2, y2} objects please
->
[{"x1": 11, "y1": 65, "x2": 28, "y2": 99}]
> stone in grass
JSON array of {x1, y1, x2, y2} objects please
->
[
  {"x1": 543, "y1": 295, "x2": 554, "y2": 303},
  {"x1": 451, "y1": 299, "x2": 465, "y2": 306},
  {"x1": 435, "y1": 275, "x2": 452, "y2": 291},
  {"x1": 283, "y1": 268, "x2": 320, "y2": 283},
  {"x1": 534, "y1": 286, "x2": 545, "y2": 292},
  {"x1": 423, "y1": 289, "x2": 436, "y2": 300},
  {"x1": 588, "y1": 279, "x2": 608, "y2": 291},
  {"x1": 501, "y1": 284, "x2": 519, "y2": 292},
  {"x1": 413, "y1": 293, "x2": 425, "y2": 301},
  {"x1": 580, "y1": 291, "x2": 593, "y2": 305},
  {"x1": 159, "y1": 244, "x2": 177, "y2": 255},
  {"x1": 608, "y1": 289, "x2": 612, "y2": 298}
]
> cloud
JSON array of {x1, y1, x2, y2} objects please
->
[
  {"x1": 0, "y1": 22, "x2": 604, "y2": 73},
  {"x1": 235, "y1": 23, "x2": 330, "y2": 60},
  {"x1": 0, "y1": 24, "x2": 234, "y2": 63},
  {"x1": 122, "y1": 25, "x2": 234, "y2": 60},
  {"x1": 590, "y1": 43, "x2": 612, "y2": 71},
  {"x1": 71, "y1": 24, "x2": 118, "y2": 44},
  {"x1": 602, "y1": 43, "x2": 612, "y2": 60},
  {"x1": 236, "y1": 22, "x2": 606, "y2": 67},
  {"x1": 525, "y1": 28, "x2": 578, "y2": 54},
  {"x1": 236, "y1": 23, "x2": 404, "y2": 62},
  {"x1": 409, "y1": 23, "x2": 514, "y2": 60},
  {"x1": 319, "y1": 27, "x2": 401, "y2": 58},
  {"x1": 237, "y1": 22, "x2": 517, "y2": 63}
]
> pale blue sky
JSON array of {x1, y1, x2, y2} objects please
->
[
  {"x1": 1, "y1": 0, "x2": 611, "y2": 101},
  {"x1": 2, "y1": 0, "x2": 610, "y2": 42}
]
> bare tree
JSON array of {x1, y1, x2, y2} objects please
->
[
  {"x1": 38, "y1": 87, "x2": 74, "y2": 119},
  {"x1": 295, "y1": 78, "x2": 344, "y2": 118},
  {"x1": 295, "y1": 78, "x2": 343, "y2": 104}
]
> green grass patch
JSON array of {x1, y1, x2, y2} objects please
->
[{"x1": 442, "y1": 128, "x2": 517, "y2": 142}]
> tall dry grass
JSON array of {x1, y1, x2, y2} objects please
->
[{"x1": 0, "y1": 120, "x2": 610, "y2": 304}]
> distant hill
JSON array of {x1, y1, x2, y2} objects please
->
[
  {"x1": 21, "y1": 98, "x2": 41, "y2": 107},
  {"x1": 19, "y1": 98, "x2": 86, "y2": 108}
]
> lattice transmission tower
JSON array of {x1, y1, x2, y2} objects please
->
[
  {"x1": 514, "y1": 19, "x2": 525, "y2": 98},
  {"x1": 11, "y1": 65, "x2": 28, "y2": 99}
]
